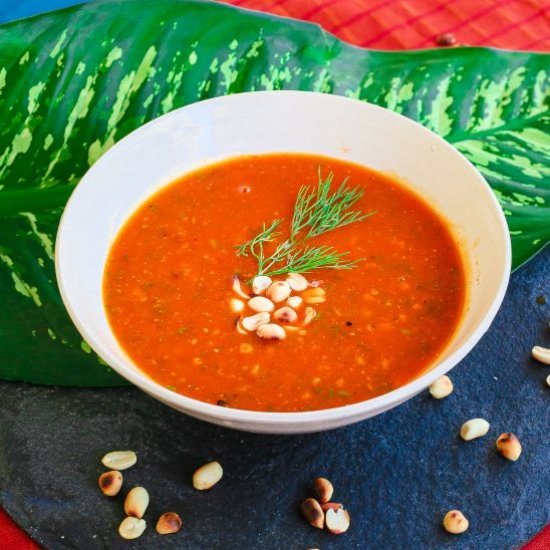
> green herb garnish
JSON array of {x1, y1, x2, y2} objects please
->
[
  {"x1": 235, "y1": 219, "x2": 282, "y2": 276},
  {"x1": 291, "y1": 170, "x2": 372, "y2": 240},
  {"x1": 236, "y1": 169, "x2": 375, "y2": 278}
]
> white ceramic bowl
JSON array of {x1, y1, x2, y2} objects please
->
[{"x1": 56, "y1": 91, "x2": 511, "y2": 434}]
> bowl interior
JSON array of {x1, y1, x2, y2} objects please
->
[{"x1": 55, "y1": 91, "x2": 510, "y2": 433}]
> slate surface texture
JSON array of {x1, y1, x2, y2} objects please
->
[{"x1": 0, "y1": 247, "x2": 548, "y2": 549}]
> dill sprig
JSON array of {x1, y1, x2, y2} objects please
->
[
  {"x1": 236, "y1": 169, "x2": 374, "y2": 278},
  {"x1": 262, "y1": 245, "x2": 362, "y2": 277},
  {"x1": 235, "y1": 219, "x2": 282, "y2": 275},
  {"x1": 291, "y1": 170, "x2": 374, "y2": 241}
]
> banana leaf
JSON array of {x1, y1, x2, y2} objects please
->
[{"x1": 0, "y1": 0, "x2": 548, "y2": 386}]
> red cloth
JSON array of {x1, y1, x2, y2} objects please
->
[
  {"x1": 224, "y1": 0, "x2": 550, "y2": 50},
  {"x1": 1, "y1": 0, "x2": 548, "y2": 548}
]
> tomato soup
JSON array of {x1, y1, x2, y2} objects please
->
[{"x1": 103, "y1": 154, "x2": 466, "y2": 412}]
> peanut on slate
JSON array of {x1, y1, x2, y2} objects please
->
[
  {"x1": 124, "y1": 486, "x2": 150, "y2": 519},
  {"x1": 429, "y1": 375, "x2": 453, "y2": 399},
  {"x1": 98, "y1": 470, "x2": 123, "y2": 497},
  {"x1": 156, "y1": 512, "x2": 183, "y2": 535},
  {"x1": 443, "y1": 510, "x2": 469, "y2": 534},
  {"x1": 460, "y1": 418, "x2": 490, "y2": 441},
  {"x1": 101, "y1": 450, "x2": 137, "y2": 470},
  {"x1": 193, "y1": 461, "x2": 223, "y2": 490},
  {"x1": 325, "y1": 507, "x2": 350, "y2": 535},
  {"x1": 313, "y1": 477, "x2": 334, "y2": 504},
  {"x1": 496, "y1": 432, "x2": 522, "y2": 461},
  {"x1": 532, "y1": 345, "x2": 550, "y2": 365},
  {"x1": 300, "y1": 498, "x2": 324, "y2": 529},
  {"x1": 119, "y1": 517, "x2": 146, "y2": 540}
]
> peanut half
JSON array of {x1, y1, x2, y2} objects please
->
[
  {"x1": 286, "y1": 273, "x2": 308, "y2": 292},
  {"x1": 443, "y1": 510, "x2": 469, "y2": 534},
  {"x1": 266, "y1": 281, "x2": 292, "y2": 303},
  {"x1": 257, "y1": 323, "x2": 286, "y2": 340},
  {"x1": 532, "y1": 345, "x2": 550, "y2": 365},
  {"x1": 273, "y1": 306, "x2": 298, "y2": 324},
  {"x1": 313, "y1": 477, "x2": 334, "y2": 504},
  {"x1": 325, "y1": 507, "x2": 350, "y2": 535},
  {"x1": 303, "y1": 307, "x2": 317, "y2": 326},
  {"x1": 302, "y1": 287, "x2": 326, "y2": 305},
  {"x1": 496, "y1": 432, "x2": 522, "y2": 461},
  {"x1": 300, "y1": 498, "x2": 324, "y2": 529},
  {"x1": 241, "y1": 312, "x2": 270, "y2": 332},
  {"x1": 156, "y1": 512, "x2": 183, "y2": 535},
  {"x1": 248, "y1": 296, "x2": 275, "y2": 313},
  {"x1": 101, "y1": 450, "x2": 137, "y2": 471},
  {"x1": 429, "y1": 375, "x2": 453, "y2": 399},
  {"x1": 98, "y1": 470, "x2": 123, "y2": 497},
  {"x1": 193, "y1": 461, "x2": 223, "y2": 490},
  {"x1": 232, "y1": 275, "x2": 251, "y2": 300},
  {"x1": 124, "y1": 486, "x2": 150, "y2": 519},
  {"x1": 460, "y1": 418, "x2": 490, "y2": 441},
  {"x1": 252, "y1": 275, "x2": 272, "y2": 295},
  {"x1": 119, "y1": 517, "x2": 146, "y2": 540},
  {"x1": 287, "y1": 296, "x2": 303, "y2": 309}
]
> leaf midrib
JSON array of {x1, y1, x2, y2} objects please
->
[{"x1": 447, "y1": 110, "x2": 549, "y2": 144}]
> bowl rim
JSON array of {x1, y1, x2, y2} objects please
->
[{"x1": 55, "y1": 90, "x2": 512, "y2": 428}]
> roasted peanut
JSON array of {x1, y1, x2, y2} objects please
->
[
  {"x1": 325, "y1": 507, "x2": 350, "y2": 535},
  {"x1": 532, "y1": 345, "x2": 550, "y2": 365},
  {"x1": 98, "y1": 470, "x2": 123, "y2": 496},
  {"x1": 302, "y1": 287, "x2": 326, "y2": 304},
  {"x1": 252, "y1": 275, "x2": 272, "y2": 295},
  {"x1": 460, "y1": 418, "x2": 490, "y2": 441},
  {"x1": 287, "y1": 296, "x2": 303, "y2": 309},
  {"x1": 266, "y1": 281, "x2": 292, "y2": 303},
  {"x1": 232, "y1": 275, "x2": 250, "y2": 299},
  {"x1": 193, "y1": 461, "x2": 223, "y2": 490},
  {"x1": 313, "y1": 477, "x2": 333, "y2": 503},
  {"x1": 300, "y1": 498, "x2": 324, "y2": 529},
  {"x1": 124, "y1": 486, "x2": 149, "y2": 519},
  {"x1": 496, "y1": 432, "x2": 522, "y2": 461},
  {"x1": 435, "y1": 33, "x2": 457, "y2": 47},
  {"x1": 257, "y1": 323, "x2": 286, "y2": 340},
  {"x1": 429, "y1": 375, "x2": 453, "y2": 399},
  {"x1": 241, "y1": 312, "x2": 270, "y2": 331},
  {"x1": 286, "y1": 273, "x2": 308, "y2": 292},
  {"x1": 101, "y1": 450, "x2": 137, "y2": 470},
  {"x1": 443, "y1": 510, "x2": 469, "y2": 534},
  {"x1": 273, "y1": 306, "x2": 298, "y2": 324},
  {"x1": 303, "y1": 306, "x2": 316, "y2": 325},
  {"x1": 156, "y1": 512, "x2": 183, "y2": 535},
  {"x1": 119, "y1": 517, "x2": 146, "y2": 540},
  {"x1": 248, "y1": 296, "x2": 275, "y2": 313}
]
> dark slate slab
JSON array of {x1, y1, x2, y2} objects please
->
[{"x1": 0, "y1": 246, "x2": 549, "y2": 549}]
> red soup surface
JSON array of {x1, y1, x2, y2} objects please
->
[{"x1": 103, "y1": 154, "x2": 466, "y2": 412}]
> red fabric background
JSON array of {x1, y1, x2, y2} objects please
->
[
  {"x1": 1, "y1": 0, "x2": 548, "y2": 548},
  {"x1": 224, "y1": 0, "x2": 550, "y2": 50}
]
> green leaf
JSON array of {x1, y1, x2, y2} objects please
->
[{"x1": 0, "y1": 0, "x2": 548, "y2": 386}]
